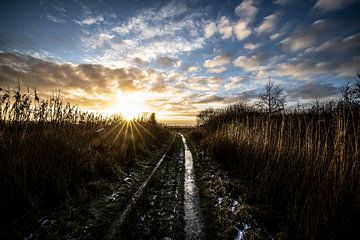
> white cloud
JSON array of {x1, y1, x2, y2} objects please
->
[
  {"x1": 204, "y1": 55, "x2": 230, "y2": 68},
  {"x1": 81, "y1": 33, "x2": 114, "y2": 50},
  {"x1": 77, "y1": 15, "x2": 104, "y2": 25},
  {"x1": 314, "y1": 0, "x2": 356, "y2": 12},
  {"x1": 233, "y1": 55, "x2": 261, "y2": 72},
  {"x1": 224, "y1": 76, "x2": 246, "y2": 90},
  {"x1": 187, "y1": 66, "x2": 199, "y2": 72},
  {"x1": 244, "y1": 42, "x2": 261, "y2": 50},
  {"x1": 85, "y1": 3, "x2": 206, "y2": 68},
  {"x1": 46, "y1": 14, "x2": 66, "y2": 23},
  {"x1": 234, "y1": 0, "x2": 259, "y2": 23},
  {"x1": 270, "y1": 33, "x2": 282, "y2": 41},
  {"x1": 234, "y1": 20, "x2": 252, "y2": 40},
  {"x1": 255, "y1": 12, "x2": 281, "y2": 34},
  {"x1": 207, "y1": 67, "x2": 227, "y2": 73},
  {"x1": 218, "y1": 16, "x2": 233, "y2": 39},
  {"x1": 280, "y1": 35, "x2": 315, "y2": 52},
  {"x1": 204, "y1": 22, "x2": 217, "y2": 38}
]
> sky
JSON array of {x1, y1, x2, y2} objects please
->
[{"x1": 0, "y1": 0, "x2": 359, "y2": 125}]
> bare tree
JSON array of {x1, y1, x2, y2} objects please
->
[
  {"x1": 258, "y1": 78, "x2": 286, "y2": 118},
  {"x1": 197, "y1": 108, "x2": 215, "y2": 126},
  {"x1": 340, "y1": 71, "x2": 360, "y2": 106}
]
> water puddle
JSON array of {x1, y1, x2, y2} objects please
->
[
  {"x1": 180, "y1": 134, "x2": 203, "y2": 239},
  {"x1": 235, "y1": 224, "x2": 250, "y2": 240}
]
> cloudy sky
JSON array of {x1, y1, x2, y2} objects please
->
[{"x1": 0, "y1": 0, "x2": 359, "y2": 124}]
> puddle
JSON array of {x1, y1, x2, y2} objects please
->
[
  {"x1": 180, "y1": 134, "x2": 203, "y2": 239},
  {"x1": 235, "y1": 224, "x2": 250, "y2": 240}
]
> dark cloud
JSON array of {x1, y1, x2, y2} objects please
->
[
  {"x1": 286, "y1": 81, "x2": 339, "y2": 99},
  {"x1": 196, "y1": 95, "x2": 224, "y2": 104},
  {"x1": 274, "y1": 32, "x2": 360, "y2": 79},
  {"x1": 133, "y1": 57, "x2": 149, "y2": 67},
  {"x1": 0, "y1": 52, "x2": 148, "y2": 97},
  {"x1": 154, "y1": 56, "x2": 180, "y2": 68},
  {"x1": 225, "y1": 89, "x2": 258, "y2": 103}
]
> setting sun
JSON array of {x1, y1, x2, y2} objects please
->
[{"x1": 107, "y1": 92, "x2": 150, "y2": 120}]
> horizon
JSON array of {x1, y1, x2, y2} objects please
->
[{"x1": 0, "y1": 0, "x2": 359, "y2": 125}]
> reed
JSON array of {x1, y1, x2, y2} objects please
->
[
  {"x1": 0, "y1": 85, "x2": 170, "y2": 224},
  {"x1": 192, "y1": 86, "x2": 360, "y2": 239}
]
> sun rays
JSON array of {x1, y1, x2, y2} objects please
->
[{"x1": 96, "y1": 117, "x2": 157, "y2": 159}]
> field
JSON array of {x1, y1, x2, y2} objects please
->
[
  {"x1": 191, "y1": 80, "x2": 360, "y2": 239},
  {"x1": 0, "y1": 86, "x2": 170, "y2": 238},
  {"x1": 1, "y1": 78, "x2": 360, "y2": 239}
]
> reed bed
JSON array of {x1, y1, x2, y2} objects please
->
[
  {"x1": 193, "y1": 101, "x2": 360, "y2": 239},
  {"x1": 0, "y1": 85, "x2": 169, "y2": 224}
]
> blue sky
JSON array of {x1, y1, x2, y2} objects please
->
[{"x1": 0, "y1": 0, "x2": 359, "y2": 124}]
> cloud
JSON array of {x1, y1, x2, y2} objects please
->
[
  {"x1": 233, "y1": 55, "x2": 261, "y2": 72},
  {"x1": 185, "y1": 76, "x2": 224, "y2": 91},
  {"x1": 224, "y1": 76, "x2": 246, "y2": 90},
  {"x1": 255, "y1": 12, "x2": 281, "y2": 34},
  {"x1": 187, "y1": 66, "x2": 199, "y2": 72},
  {"x1": 204, "y1": 22, "x2": 217, "y2": 38},
  {"x1": 98, "y1": 2, "x2": 205, "y2": 67},
  {"x1": 0, "y1": 52, "x2": 155, "y2": 98},
  {"x1": 81, "y1": 33, "x2": 114, "y2": 50},
  {"x1": 196, "y1": 95, "x2": 224, "y2": 104},
  {"x1": 218, "y1": 16, "x2": 233, "y2": 39},
  {"x1": 274, "y1": 0, "x2": 295, "y2": 5},
  {"x1": 76, "y1": 15, "x2": 104, "y2": 25},
  {"x1": 287, "y1": 81, "x2": 339, "y2": 99},
  {"x1": 46, "y1": 14, "x2": 66, "y2": 23},
  {"x1": 234, "y1": 20, "x2": 252, "y2": 40},
  {"x1": 234, "y1": 0, "x2": 259, "y2": 23},
  {"x1": 279, "y1": 33, "x2": 359, "y2": 79},
  {"x1": 133, "y1": 57, "x2": 149, "y2": 67},
  {"x1": 207, "y1": 67, "x2": 227, "y2": 73},
  {"x1": 314, "y1": 0, "x2": 356, "y2": 12},
  {"x1": 279, "y1": 19, "x2": 337, "y2": 52},
  {"x1": 280, "y1": 35, "x2": 314, "y2": 52},
  {"x1": 244, "y1": 42, "x2": 261, "y2": 50},
  {"x1": 154, "y1": 56, "x2": 180, "y2": 68},
  {"x1": 204, "y1": 55, "x2": 230, "y2": 68},
  {"x1": 53, "y1": 6, "x2": 66, "y2": 13},
  {"x1": 225, "y1": 89, "x2": 259, "y2": 103}
]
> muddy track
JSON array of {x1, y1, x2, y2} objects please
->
[
  {"x1": 108, "y1": 134, "x2": 188, "y2": 239},
  {"x1": 20, "y1": 133, "x2": 204, "y2": 240}
]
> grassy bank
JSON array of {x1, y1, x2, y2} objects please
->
[
  {"x1": 0, "y1": 86, "x2": 170, "y2": 229},
  {"x1": 192, "y1": 102, "x2": 360, "y2": 239}
]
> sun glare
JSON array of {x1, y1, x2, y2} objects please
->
[{"x1": 107, "y1": 92, "x2": 150, "y2": 120}]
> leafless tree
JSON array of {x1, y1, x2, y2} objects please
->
[
  {"x1": 340, "y1": 71, "x2": 360, "y2": 106},
  {"x1": 258, "y1": 78, "x2": 286, "y2": 118}
]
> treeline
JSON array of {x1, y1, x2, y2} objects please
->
[
  {"x1": 192, "y1": 74, "x2": 360, "y2": 239},
  {"x1": 0, "y1": 85, "x2": 169, "y2": 226}
]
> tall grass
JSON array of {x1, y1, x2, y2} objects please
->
[
  {"x1": 0, "y1": 85, "x2": 170, "y2": 224},
  {"x1": 193, "y1": 101, "x2": 360, "y2": 239}
]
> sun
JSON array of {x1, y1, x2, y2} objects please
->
[{"x1": 107, "y1": 92, "x2": 150, "y2": 121}]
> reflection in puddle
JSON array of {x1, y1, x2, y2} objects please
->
[{"x1": 180, "y1": 134, "x2": 203, "y2": 239}]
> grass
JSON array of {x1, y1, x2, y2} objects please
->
[
  {"x1": 192, "y1": 89, "x2": 360, "y2": 239},
  {"x1": 0, "y1": 85, "x2": 170, "y2": 227}
]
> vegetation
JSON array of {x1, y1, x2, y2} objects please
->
[
  {"x1": 192, "y1": 74, "x2": 360, "y2": 239},
  {"x1": 0, "y1": 85, "x2": 170, "y2": 227}
]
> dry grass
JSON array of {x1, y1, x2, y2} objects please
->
[
  {"x1": 0, "y1": 85, "x2": 170, "y2": 225},
  {"x1": 192, "y1": 102, "x2": 360, "y2": 239}
]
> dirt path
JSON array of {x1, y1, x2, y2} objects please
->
[
  {"x1": 108, "y1": 134, "x2": 186, "y2": 239},
  {"x1": 180, "y1": 133, "x2": 204, "y2": 240},
  {"x1": 22, "y1": 134, "x2": 205, "y2": 239}
]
